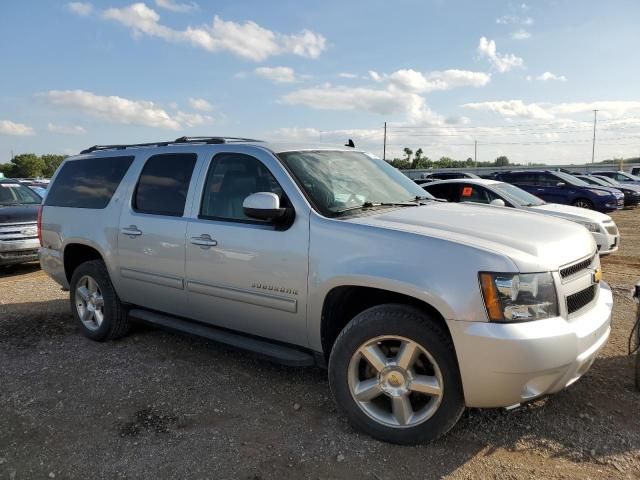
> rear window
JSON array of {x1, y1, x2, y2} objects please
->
[{"x1": 45, "y1": 156, "x2": 134, "y2": 209}]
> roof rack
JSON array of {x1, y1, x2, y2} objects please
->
[{"x1": 80, "y1": 136, "x2": 263, "y2": 154}]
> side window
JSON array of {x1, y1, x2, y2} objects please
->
[
  {"x1": 134, "y1": 153, "x2": 197, "y2": 216},
  {"x1": 537, "y1": 173, "x2": 557, "y2": 187},
  {"x1": 459, "y1": 184, "x2": 490, "y2": 204},
  {"x1": 45, "y1": 156, "x2": 134, "y2": 209},
  {"x1": 424, "y1": 183, "x2": 458, "y2": 201},
  {"x1": 200, "y1": 153, "x2": 284, "y2": 222},
  {"x1": 615, "y1": 173, "x2": 629, "y2": 182}
]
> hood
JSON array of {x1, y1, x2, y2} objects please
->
[
  {"x1": 346, "y1": 202, "x2": 595, "y2": 272},
  {"x1": 614, "y1": 184, "x2": 640, "y2": 193},
  {"x1": 529, "y1": 203, "x2": 611, "y2": 223},
  {"x1": 0, "y1": 204, "x2": 39, "y2": 224},
  {"x1": 584, "y1": 186, "x2": 623, "y2": 198}
]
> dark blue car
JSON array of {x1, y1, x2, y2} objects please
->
[{"x1": 496, "y1": 170, "x2": 623, "y2": 213}]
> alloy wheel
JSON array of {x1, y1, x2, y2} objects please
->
[
  {"x1": 347, "y1": 335, "x2": 444, "y2": 428},
  {"x1": 75, "y1": 275, "x2": 105, "y2": 331}
]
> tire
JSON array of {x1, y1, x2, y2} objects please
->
[
  {"x1": 572, "y1": 198, "x2": 594, "y2": 210},
  {"x1": 328, "y1": 304, "x2": 464, "y2": 445},
  {"x1": 69, "y1": 259, "x2": 130, "y2": 341}
]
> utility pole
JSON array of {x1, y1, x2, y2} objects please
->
[
  {"x1": 591, "y1": 109, "x2": 598, "y2": 164},
  {"x1": 383, "y1": 122, "x2": 387, "y2": 161},
  {"x1": 474, "y1": 140, "x2": 477, "y2": 169}
]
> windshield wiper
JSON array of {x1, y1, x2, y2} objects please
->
[{"x1": 332, "y1": 201, "x2": 418, "y2": 216}]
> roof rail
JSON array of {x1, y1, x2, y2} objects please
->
[{"x1": 80, "y1": 136, "x2": 263, "y2": 154}]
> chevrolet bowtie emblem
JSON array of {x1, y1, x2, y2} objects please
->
[{"x1": 593, "y1": 268, "x2": 602, "y2": 283}]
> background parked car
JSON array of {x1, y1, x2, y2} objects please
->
[
  {"x1": 416, "y1": 171, "x2": 480, "y2": 183},
  {"x1": 0, "y1": 180, "x2": 42, "y2": 266},
  {"x1": 576, "y1": 174, "x2": 640, "y2": 207},
  {"x1": 422, "y1": 179, "x2": 620, "y2": 255},
  {"x1": 495, "y1": 169, "x2": 623, "y2": 212},
  {"x1": 593, "y1": 170, "x2": 640, "y2": 185}
]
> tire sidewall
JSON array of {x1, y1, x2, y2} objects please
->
[
  {"x1": 328, "y1": 304, "x2": 464, "y2": 445},
  {"x1": 69, "y1": 260, "x2": 117, "y2": 341}
]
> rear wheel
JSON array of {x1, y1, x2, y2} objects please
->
[
  {"x1": 328, "y1": 304, "x2": 464, "y2": 444},
  {"x1": 69, "y1": 260, "x2": 130, "y2": 341},
  {"x1": 572, "y1": 198, "x2": 594, "y2": 209}
]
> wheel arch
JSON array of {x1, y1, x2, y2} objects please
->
[
  {"x1": 320, "y1": 285, "x2": 453, "y2": 362},
  {"x1": 63, "y1": 241, "x2": 107, "y2": 283}
]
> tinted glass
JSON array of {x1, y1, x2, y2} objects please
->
[
  {"x1": 200, "y1": 153, "x2": 284, "y2": 222},
  {"x1": 134, "y1": 153, "x2": 196, "y2": 216},
  {"x1": 45, "y1": 156, "x2": 133, "y2": 209},
  {"x1": 552, "y1": 171, "x2": 589, "y2": 186},
  {"x1": 278, "y1": 151, "x2": 433, "y2": 216},
  {"x1": 0, "y1": 183, "x2": 42, "y2": 205},
  {"x1": 459, "y1": 184, "x2": 492, "y2": 203},
  {"x1": 423, "y1": 183, "x2": 459, "y2": 201}
]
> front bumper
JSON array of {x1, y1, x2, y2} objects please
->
[
  {"x1": 0, "y1": 238, "x2": 40, "y2": 266},
  {"x1": 448, "y1": 282, "x2": 613, "y2": 408},
  {"x1": 593, "y1": 229, "x2": 619, "y2": 255}
]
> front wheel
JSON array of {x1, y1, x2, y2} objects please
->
[
  {"x1": 328, "y1": 304, "x2": 464, "y2": 444},
  {"x1": 572, "y1": 198, "x2": 594, "y2": 210}
]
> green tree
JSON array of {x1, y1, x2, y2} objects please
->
[
  {"x1": 41, "y1": 154, "x2": 66, "y2": 177},
  {"x1": 390, "y1": 158, "x2": 412, "y2": 169},
  {"x1": 413, "y1": 156, "x2": 432, "y2": 169},
  {"x1": 10, "y1": 154, "x2": 45, "y2": 177},
  {"x1": 0, "y1": 162, "x2": 15, "y2": 177},
  {"x1": 403, "y1": 147, "x2": 413, "y2": 163},
  {"x1": 495, "y1": 155, "x2": 510, "y2": 167}
]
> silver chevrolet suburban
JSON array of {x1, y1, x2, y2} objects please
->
[{"x1": 39, "y1": 137, "x2": 613, "y2": 444}]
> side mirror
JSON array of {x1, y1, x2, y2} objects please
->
[
  {"x1": 490, "y1": 198, "x2": 506, "y2": 207},
  {"x1": 243, "y1": 192, "x2": 289, "y2": 221},
  {"x1": 556, "y1": 182, "x2": 566, "y2": 187}
]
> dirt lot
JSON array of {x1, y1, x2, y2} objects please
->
[{"x1": 1, "y1": 210, "x2": 639, "y2": 480}]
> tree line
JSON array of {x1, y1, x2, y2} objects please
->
[
  {"x1": 387, "y1": 147, "x2": 514, "y2": 169},
  {"x1": 0, "y1": 154, "x2": 66, "y2": 178}
]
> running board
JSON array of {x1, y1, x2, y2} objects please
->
[{"x1": 128, "y1": 308, "x2": 316, "y2": 367}]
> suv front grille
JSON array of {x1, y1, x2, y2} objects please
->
[
  {"x1": 0, "y1": 223, "x2": 38, "y2": 242},
  {"x1": 566, "y1": 285, "x2": 597, "y2": 314},
  {"x1": 560, "y1": 254, "x2": 595, "y2": 279}
]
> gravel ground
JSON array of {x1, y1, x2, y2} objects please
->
[{"x1": 1, "y1": 209, "x2": 639, "y2": 479}]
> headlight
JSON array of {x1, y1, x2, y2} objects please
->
[
  {"x1": 588, "y1": 189, "x2": 611, "y2": 197},
  {"x1": 479, "y1": 272, "x2": 558, "y2": 322},
  {"x1": 581, "y1": 222, "x2": 600, "y2": 232}
]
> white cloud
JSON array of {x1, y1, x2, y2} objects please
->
[
  {"x1": 461, "y1": 100, "x2": 640, "y2": 120},
  {"x1": 477, "y1": 37, "x2": 524, "y2": 72},
  {"x1": 188, "y1": 97, "x2": 213, "y2": 111},
  {"x1": 154, "y1": 0, "x2": 198, "y2": 13},
  {"x1": 0, "y1": 120, "x2": 35, "y2": 136},
  {"x1": 462, "y1": 100, "x2": 555, "y2": 120},
  {"x1": 102, "y1": 3, "x2": 326, "y2": 62},
  {"x1": 338, "y1": 72, "x2": 358, "y2": 79},
  {"x1": 496, "y1": 14, "x2": 533, "y2": 25},
  {"x1": 511, "y1": 29, "x2": 531, "y2": 40},
  {"x1": 42, "y1": 89, "x2": 182, "y2": 129},
  {"x1": 175, "y1": 111, "x2": 213, "y2": 127},
  {"x1": 47, "y1": 123, "x2": 86, "y2": 135},
  {"x1": 369, "y1": 70, "x2": 383, "y2": 82},
  {"x1": 255, "y1": 66, "x2": 297, "y2": 83},
  {"x1": 536, "y1": 71, "x2": 567, "y2": 82},
  {"x1": 389, "y1": 69, "x2": 491, "y2": 93},
  {"x1": 67, "y1": 2, "x2": 93, "y2": 16}
]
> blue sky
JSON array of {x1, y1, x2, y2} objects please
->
[{"x1": 1, "y1": 0, "x2": 639, "y2": 164}]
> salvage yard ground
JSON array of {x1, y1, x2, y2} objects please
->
[{"x1": 1, "y1": 210, "x2": 639, "y2": 479}]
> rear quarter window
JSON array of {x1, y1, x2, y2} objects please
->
[{"x1": 45, "y1": 156, "x2": 134, "y2": 209}]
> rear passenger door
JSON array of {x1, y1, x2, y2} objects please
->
[{"x1": 117, "y1": 153, "x2": 199, "y2": 317}]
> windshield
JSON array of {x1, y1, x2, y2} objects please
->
[
  {"x1": 0, "y1": 183, "x2": 42, "y2": 205},
  {"x1": 620, "y1": 172, "x2": 640, "y2": 181},
  {"x1": 553, "y1": 171, "x2": 590, "y2": 186},
  {"x1": 580, "y1": 176, "x2": 610, "y2": 187},
  {"x1": 278, "y1": 150, "x2": 434, "y2": 216},
  {"x1": 493, "y1": 182, "x2": 545, "y2": 206},
  {"x1": 593, "y1": 175, "x2": 618, "y2": 186}
]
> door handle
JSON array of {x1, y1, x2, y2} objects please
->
[
  {"x1": 191, "y1": 234, "x2": 218, "y2": 248},
  {"x1": 121, "y1": 225, "x2": 142, "y2": 237}
]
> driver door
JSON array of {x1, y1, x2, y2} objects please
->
[{"x1": 184, "y1": 151, "x2": 310, "y2": 346}]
